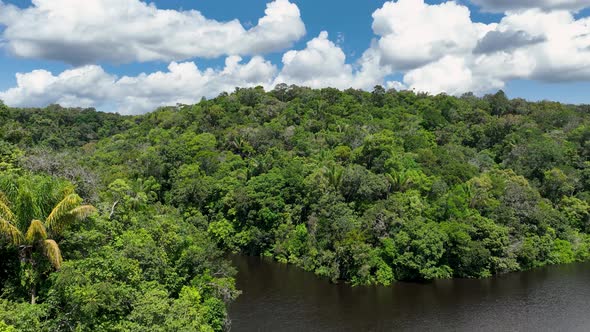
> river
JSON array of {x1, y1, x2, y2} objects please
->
[{"x1": 229, "y1": 256, "x2": 590, "y2": 331}]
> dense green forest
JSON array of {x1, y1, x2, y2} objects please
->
[{"x1": 1, "y1": 85, "x2": 590, "y2": 330}]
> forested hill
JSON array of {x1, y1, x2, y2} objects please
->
[{"x1": 1, "y1": 86, "x2": 590, "y2": 330}]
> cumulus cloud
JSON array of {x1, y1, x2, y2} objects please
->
[
  {"x1": 372, "y1": 0, "x2": 494, "y2": 70},
  {"x1": 0, "y1": 57, "x2": 277, "y2": 114},
  {"x1": 275, "y1": 31, "x2": 355, "y2": 89},
  {"x1": 403, "y1": 56, "x2": 477, "y2": 95},
  {"x1": 274, "y1": 31, "x2": 390, "y2": 90},
  {"x1": 0, "y1": 31, "x2": 392, "y2": 114},
  {"x1": 0, "y1": 66, "x2": 116, "y2": 109},
  {"x1": 0, "y1": 0, "x2": 305, "y2": 65},
  {"x1": 402, "y1": 53, "x2": 534, "y2": 95},
  {"x1": 469, "y1": 0, "x2": 590, "y2": 12},
  {"x1": 369, "y1": 0, "x2": 590, "y2": 96},
  {"x1": 351, "y1": 44, "x2": 394, "y2": 90},
  {"x1": 495, "y1": 9, "x2": 590, "y2": 81}
]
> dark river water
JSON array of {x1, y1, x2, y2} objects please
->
[{"x1": 229, "y1": 256, "x2": 590, "y2": 332}]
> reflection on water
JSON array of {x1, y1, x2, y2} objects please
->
[{"x1": 229, "y1": 256, "x2": 590, "y2": 332}]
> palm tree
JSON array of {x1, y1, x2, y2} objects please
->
[
  {"x1": 0, "y1": 188, "x2": 95, "y2": 304},
  {"x1": 386, "y1": 170, "x2": 412, "y2": 193},
  {"x1": 324, "y1": 164, "x2": 343, "y2": 191}
]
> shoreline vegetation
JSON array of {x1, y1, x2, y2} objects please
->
[{"x1": 1, "y1": 85, "x2": 590, "y2": 330}]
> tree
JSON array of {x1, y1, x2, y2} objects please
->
[
  {"x1": 487, "y1": 90, "x2": 511, "y2": 116},
  {"x1": 0, "y1": 177, "x2": 95, "y2": 304},
  {"x1": 542, "y1": 168, "x2": 575, "y2": 203},
  {"x1": 371, "y1": 85, "x2": 386, "y2": 107},
  {"x1": 354, "y1": 130, "x2": 400, "y2": 172},
  {"x1": 559, "y1": 196, "x2": 590, "y2": 232},
  {"x1": 0, "y1": 141, "x2": 23, "y2": 173}
]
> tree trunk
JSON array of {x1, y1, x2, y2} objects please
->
[
  {"x1": 109, "y1": 200, "x2": 119, "y2": 219},
  {"x1": 21, "y1": 246, "x2": 37, "y2": 305},
  {"x1": 31, "y1": 284, "x2": 36, "y2": 304}
]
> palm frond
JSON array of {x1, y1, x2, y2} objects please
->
[
  {"x1": 0, "y1": 192, "x2": 15, "y2": 222},
  {"x1": 0, "y1": 177, "x2": 19, "y2": 204},
  {"x1": 62, "y1": 185, "x2": 75, "y2": 197},
  {"x1": 43, "y1": 239, "x2": 63, "y2": 269},
  {"x1": 25, "y1": 219, "x2": 47, "y2": 244},
  {"x1": 69, "y1": 205, "x2": 97, "y2": 220},
  {"x1": 45, "y1": 194, "x2": 83, "y2": 232},
  {"x1": 0, "y1": 216, "x2": 22, "y2": 245},
  {"x1": 15, "y1": 186, "x2": 40, "y2": 231}
]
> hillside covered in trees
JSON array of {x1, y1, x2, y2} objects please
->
[{"x1": 1, "y1": 85, "x2": 590, "y2": 330}]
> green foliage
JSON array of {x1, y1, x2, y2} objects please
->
[
  {"x1": 0, "y1": 141, "x2": 23, "y2": 173},
  {"x1": 0, "y1": 299, "x2": 49, "y2": 332},
  {"x1": 0, "y1": 321, "x2": 16, "y2": 332},
  {"x1": 2, "y1": 86, "x2": 590, "y2": 328},
  {"x1": 0, "y1": 106, "x2": 129, "y2": 149},
  {"x1": 0, "y1": 174, "x2": 95, "y2": 304}
]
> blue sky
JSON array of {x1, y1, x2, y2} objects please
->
[{"x1": 0, "y1": 0, "x2": 589, "y2": 113}]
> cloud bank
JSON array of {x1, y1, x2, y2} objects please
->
[
  {"x1": 0, "y1": 0, "x2": 305, "y2": 65},
  {"x1": 372, "y1": 0, "x2": 590, "y2": 95},
  {"x1": 0, "y1": 57, "x2": 277, "y2": 114}
]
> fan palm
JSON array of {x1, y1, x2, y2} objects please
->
[{"x1": 0, "y1": 190, "x2": 95, "y2": 304}]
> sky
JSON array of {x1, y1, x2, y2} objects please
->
[{"x1": 0, "y1": 0, "x2": 589, "y2": 114}]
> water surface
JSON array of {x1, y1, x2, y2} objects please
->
[{"x1": 229, "y1": 256, "x2": 590, "y2": 331}]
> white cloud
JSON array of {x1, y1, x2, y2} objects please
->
[
  {"x1": 469, "y1": 0, "x2": 590, "y2": 12},
  {"x1": 372, "y1": 0, "x2": 494, "y2": 70},
  {"x1": 0, "y1": 32, "x2": 392, "y2": 114},
  {"x1": 385, "y1": 80, "x2": 407, "y2": 91},
  {"x1": 351, "y1": 44, "x2": 394, "y2": 91},
  {"x1": 495, "y1": 9, "x2": 590, "y2": 81},
  {"x1": 370, "y1": 0, "x2": 590, "y2": 96},
  {"x1": 275, "y1": 31, "x2": 355, "y2": 89},
  {"x1": 274, "y1": 32, "x2": 391, "y2": 90},
  {"x1": 0, "y1": 57, "x2": 277, "y2": 114},
  {"x1": 0, "y1": 0, "x2": 305, "y2": 65},
  {"x1": 403, "y1": 55, "x2": 516, "y2": 95},
  {"x1": 403, "y1": 56, "x2": 477, "y2": 95},
  {"x1": 0, "y1": 66, "x2": 116, "y2": 109}
]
